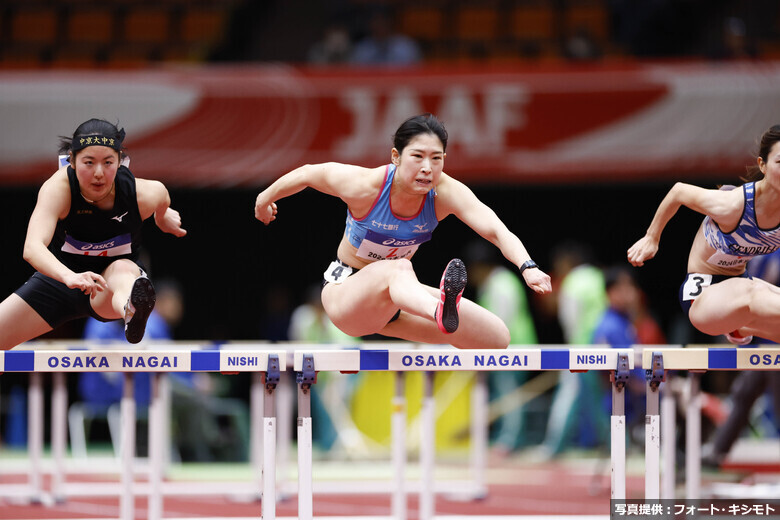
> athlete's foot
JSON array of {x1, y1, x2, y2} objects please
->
[
  {"x1": 124, "y1": 274, "x2": 156, "y2": 344},
  {"x1": 435, "y1": 258, "x2": 467, "y2": 334},
  {"x1": 701, "y1": 442, "x2": 725, "y2": 471},
  {"x1": 725, "y1": 330, "x2": 753, "y2": 346}
]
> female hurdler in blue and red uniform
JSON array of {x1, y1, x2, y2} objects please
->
[
  {"x1": 629, "y1": 124, "x2": 780, "y2": 344},
  {"x1": 0, "y1": 118, "x2": 186, "y2": 349},
  {"x1": 255, "y1": 113, "x2": 551, "y2": 349}
]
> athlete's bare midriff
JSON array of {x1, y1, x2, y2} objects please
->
[
  {"x1": 687, "y1": 223, "x2": 747, "y2": 276},
  {"x1": 336, "y1": 234, "x2": 418, "y2": 270}
]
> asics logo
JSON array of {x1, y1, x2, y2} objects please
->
[
  {"x1": 81, "y1": 241, "x2": 115, "y2": 251},
  {"x1": 382, "y1": 238, "x2": 418, "y2": 246}
]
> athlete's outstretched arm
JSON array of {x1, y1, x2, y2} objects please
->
[
  {"x1": 436, "y1": 175, "x2": 551, "y2": 294},
  {"x1": 136, "y1": 179, "x2": 187, "y2": 237},
  {"x1": 22, "y1": 170, "x2": 108, "y2": 296},
  {"x1": 254, "y1": 163, "x2": 375, "y2": 225},
  {"x1": 627, "y1": 182, "x2": 740, "y2": 266}
]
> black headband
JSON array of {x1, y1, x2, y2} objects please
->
[{"x1": 71, "y1": 128, "x2": 125, "y2": 153}]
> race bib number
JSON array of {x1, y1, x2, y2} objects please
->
[
  {"x1": 681, "y1": 274, "x2": 713, "y2": 301},
  {"x1": 706, "y1": 250, "x2": 750, "y2": 269},
  {"x1": 355, "y1": 229, "x2": 431, "y2": 261},
  {"x1": 61, "y1": 233, "x2": 132, "y2": 257},
  {"x1": 323, "y1": 261, "x2": 353, "y2": 284}
]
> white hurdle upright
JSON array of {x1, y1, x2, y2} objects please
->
[
  {"x1": 29, "y1": 371, "x2": 45, "y2": 503},
  {"x1": 120, "y1": 372, "x2": 136, "y2": 520},
  {"x1": 7, "y1": 341, "x2": 282, "y2": 503},
  {"x1": 644, "y1": 349, "x2": 664, "y2": 500},
  {"x1": 642, "y1": 346, "x2": 780, "y2": 500},
  {"x1": 293, "y1": 345, "x2": 634, "y2": 520},
  {"x1": 0, "y1": 346, "x2": 285, "y2": 520},
  {"x1": 391, "y1": 370, "x2": 406, "y2": 519},
  {"x1": 5, "y1": 340, "x2": 206, "y2": 501}
]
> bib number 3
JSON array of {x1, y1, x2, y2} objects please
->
[{"x1": 682, "y1": 274, "x2": 713, "y2": 301}]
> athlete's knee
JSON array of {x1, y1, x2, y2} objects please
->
[
  {"x1": 472, "y1": 316, "x2": 510, "y2": 349},
  {"x1": 747, "y1": 282, "x2": 773, "y2": 314},
  {"x1": 389, "y1": 258, "x2": 414, "y2": 273},
  {"x1": 456, "y1": 327, "x2": 509, "y2": 349},
  {"x1": 688, "y1": 309, "x2": 721, "y2": 336},
  {"x1": 103, "y1": 259, "x2": 141, "y2": 278},
  {"x1": 385, "y1": 258, "x2": 415, "y2": 283},
  {"x1": 331, "y1": 319, "x2": 360, "y2": 338},
  {"x1": 495, "y1": 322, "x2": 511, "y2": 348}
]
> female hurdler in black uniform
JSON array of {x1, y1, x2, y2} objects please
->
[{"x1": 0, "y1": 119, "x2": 186, "y2": 349}]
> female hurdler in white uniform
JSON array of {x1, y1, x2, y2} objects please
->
[
  {"x1": 628, "y1": 124, "x2": 780, "y2": 344},
  {"x1": 255, "y1": 114, "x2": 551, "y2": 349}
]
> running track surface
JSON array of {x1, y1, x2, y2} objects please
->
[{"x1": 0, "y1": 456, "x2": 645, "y2": 519}]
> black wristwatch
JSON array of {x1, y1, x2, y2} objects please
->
[{"x1": 519, "y1": 260, "x2": 538, "y2": 275}]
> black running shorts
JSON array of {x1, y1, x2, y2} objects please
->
[{"x1": 14, "y1": 272, "x2": 115, "y2": 328}]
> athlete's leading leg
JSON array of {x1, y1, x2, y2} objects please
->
[
  {"x1": 690, "y1": 277, "x2": 780, "y2": 342},
  {"x1": 91, "y1": 259, "x2": 155, "y2": 343},
  {"x1": 0, "y1": 294, "x2": 53, "y2": 350},
  {"x1": 379, "y1": 288, "x2": 510, "y2": 349},
  {"x1": 322, "y1": 258, "x2": 443, "y2": 338},
  {"x1": 90, "y1": 259, "x2": 141, "y2": 319}
]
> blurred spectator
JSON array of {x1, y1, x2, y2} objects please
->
[
  {"x1": 592, "y1": 266, "x2": 640, "y2": 349},
  {"x1": 350, "y1": 9, "x2": 422, "y2": 66},
  {"x1": 465, "y1": 241, "x2": 539, "y2": 455},
  {"x1": 634, "y1": 292, "x2": 667, "y2": 345},
  {"x1": 563, "y1": 27, "x2": 603, "y2": 61},
  {"x1": 554, "y1": 242, "x2": 607, "y2": 345},
  {"x1": 707, "y1": 16, "x2": 759, "y2": 60},
  {"x1": 78, "y1": 279, "x2": 187, "y2": 409},
  {"x1": 609, "y1": 0, "x2": 700, "y2": 58},
  {"x1": 259, "y1": 282, "x2": 292, "y2": 341},
  {"x1": 592, "y1": 265, "x2": 655, "y2": 435},
  {"x1": 308, "y1": 22, "x2": 353, "y2": 65},
  {"x1": 77, "y1": 279, "x2": 245, "y2": 462},
  {"x1": 289, "y1": 283, "x2": 356, "y2": 344},
  {"x1": 540, "y1": 241, "x2": 608, "y2": 457},
  {"x1": 289, "y1": 284, "x2": 357, "y2": 452}
]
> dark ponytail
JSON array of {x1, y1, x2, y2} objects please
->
[{"x1": 743, "y1": 124, "x2": 780, "y2": 182}]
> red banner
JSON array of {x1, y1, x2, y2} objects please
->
[{"x1": 2, "y1": 62, "x2": 779, "y2": 187}]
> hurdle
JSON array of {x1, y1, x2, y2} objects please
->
[
  {"x1": 0, "y1": 346, "x2": 285, "y2": 520},
  {"x1": 274, "y1": 342, "x2": 491, "y2": 502},
  {"x1": 4, "y1": 340, "x2": 494, "y2": 515},
  {"x1": 293, "y1": 346, "x2": 633, "y2": 520},
  {"x1": 1, "y1": 341, "x2": 211, "y2": 499},
  {"x1": 642, "y1": 346, "x2": 780, "y2": 500},
  {"x1": 2, "y1": 341, "x2": 284, "y2": 502}
]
